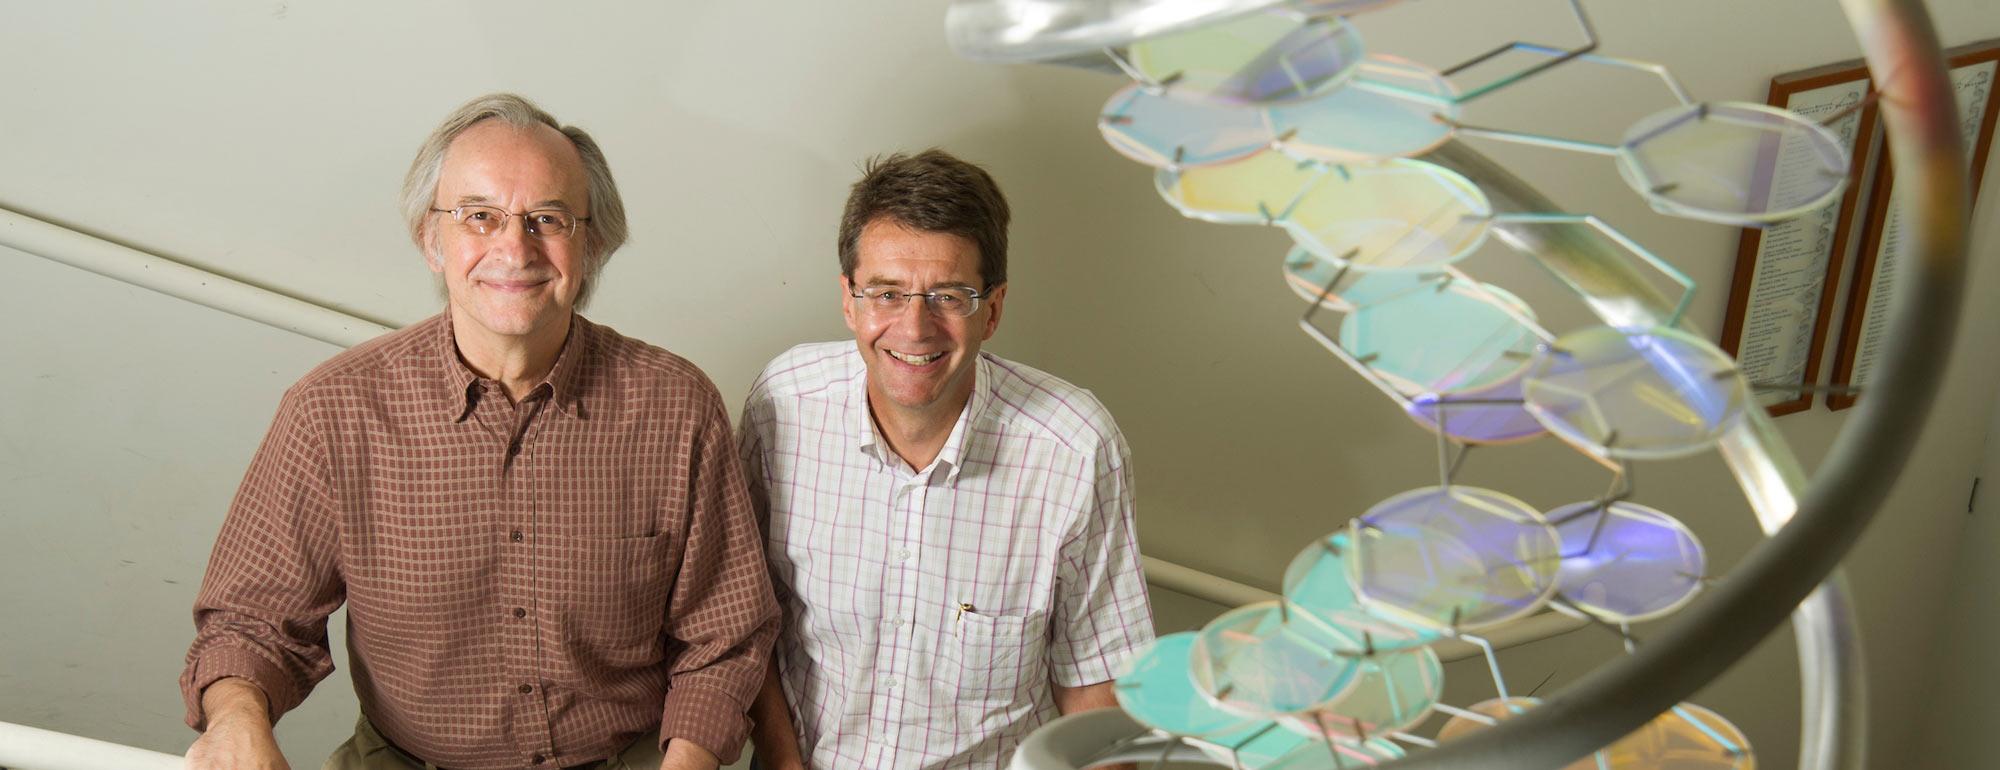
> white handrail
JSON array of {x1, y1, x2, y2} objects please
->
[{"x1": 0, "y1": 720, "x2": 184, "y2": 770}]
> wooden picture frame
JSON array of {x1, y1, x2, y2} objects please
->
[
  {"x1": 1828, "y1": 38, "x2": 2000, "y2": 410},
  {"x1": 1718, "y1": 58, "x2": 1879, "y2": 416}
]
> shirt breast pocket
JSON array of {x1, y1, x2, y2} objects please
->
[
  {"x1": 559, "y1": 533, "x2": 674, "y2": 665},
  {"x1": 944, "y1": 609, "x2": 1047, "y2": 706}
]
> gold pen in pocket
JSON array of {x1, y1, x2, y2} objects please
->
[{"x1": 957, "y1": 602, "x2": 976, "y2": 620}]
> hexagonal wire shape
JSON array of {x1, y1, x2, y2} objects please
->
[
  {"x1": 1347, "y1": 486, "x2": 1563, "y2": 633},
  {"x1": 1485, "y1": 212, "x2": 1697, "y2": 328},
  {"x1": 1188, "y1": 600, "x2": 1365, "y2": 719},
  {"x1": 1099, "y1": 82, "x2": 1276, "y2": 169},
  {"x1": 1521, "y1": 325, "x2": 1753, "y2": 461},
  {"x1": 1546, "y1": 499, "x2": 1707, "y2": 624},
  {"x1": 1617, "y1": 101, "x2": 1851, "y2": 226},
  {"x1": 1110, "y1": 8, "x2": 1368, "y2": 106}
]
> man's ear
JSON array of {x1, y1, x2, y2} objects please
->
[
  {"x1": 979, "y1": 282, "x2": 1007, "y2": 341},
  {"x1": 839, "y1": 274, "x2": 858, "y2": 333}
]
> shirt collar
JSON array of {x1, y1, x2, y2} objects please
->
[
  {"x1": 437, "y1": 312, "x2": 587, "y2": 422},
  {"x1": 847, "y1": 351, "x2": 991, "y2": 484}
]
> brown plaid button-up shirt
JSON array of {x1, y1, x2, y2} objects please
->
[{"x1": 180, "y1": 313, "x2": 779, "y2": 769}]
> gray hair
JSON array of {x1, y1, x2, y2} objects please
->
[{"x1": 400, "y1": 93, "x2": 629, "y2": 308}]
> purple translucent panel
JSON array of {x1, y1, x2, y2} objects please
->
[
  {"x1": 1522, "y1": 326, "x2": 1750, "y2": 460},
  {"x1": 1349, "y1": 486, "x2": 1561, "y2": 632},
  {"x1": 1114, "y1": 632, "x2": 1260, "y2": 738},
  {"x1": 1548, "y1": 500, "x2": 1706, "y2": 622},
  {"x1": 1405, "y1": 374, "x2": 1548, "y2": 445},
  {"x1": 1100, "y1": 83, "x2": 1275, "y2": 169}
]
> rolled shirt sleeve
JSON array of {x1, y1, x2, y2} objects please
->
[
  {"x1": 1049, "y1": 428, "x2": 1155, "y2": 687},
  {"x1": 180, "y1": 385, "x2": 344, "y2": 730},
  {"x1": 658, "y1": 396, "x2": 782, "y2": 763}
]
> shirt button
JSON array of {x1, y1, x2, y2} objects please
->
[
  {"x1": 884, "y1": 678, "x2": 900, "y2": 689},
  {"x1": 510, "y1": 530, "x2": 524, "y2": 542},
  {"x1": 890, "y1": 617, "x2": 905, "y2": 627},
  {"x1": 896, "y1": 549, "x2": 912, "y2": 561},
  {"x1": 518, "y1": 683, "x2": 533, "y2": 694},
  {"x1": 531, "y1": 754, "x2": 546, "y2": 765},
  {"x1": 513, "y1": 607, "x2": 527, "y2": 618}
]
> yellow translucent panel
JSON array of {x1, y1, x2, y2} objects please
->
[
  {"x1": 1284, "y1": 159, "x2": 1492, "y2": 271},
  {"x1": 1158, "y1": 149, "x2": 1328, "y2": 224}
]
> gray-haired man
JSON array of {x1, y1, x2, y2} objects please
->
[{"x1": 179, "y1": 93, "x2": 778, "y2": 770}]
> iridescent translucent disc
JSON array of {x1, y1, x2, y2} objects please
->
[
  {"x1": 1268, "y1": 55, "x2": 1460, "y2": 162},
  {"x1": 1113, "y1": 632, "x2": 1259, "y2": 738},
  {"x1": 1158, "y1": 150, "x2": 1327, "y2": 225},
  {"x1": 1189, "y1": 601, "x2": 1363, "y2": 717},
  {"x1": 1279, "y1": 610, "x2": 1443, "y2": 741},
  {"x1": 1280, "y1": 246, "x2": 1440, "y2": 312},
  {"x1": 1405, "y1": 374, "x2": 1548, "y2": 445},
  {"x1": 1522, "y1": 326, "x2": 1751, "y2": 460},
  {"x1": 1598, "y1": 703, "x2": 1756, "y2": 769},
  {"x1": 1617, "y1": 101, "x2": 1849, "y2": 225},
  {"x1": 1283, "y1": 159, "x2": 1493, "y2": 271},
  {"x1": 1337, "y1": 279, "x2": 1538, "y2": 395},
  {"x1": 1281, "y1": 532, "x2": 1362, "y2": 618},
  {"x1": 1436, "y1": 697, "x2": 1601, "y2": 770},
  {"x1": 1349, "y1": 486, "x2": 1561, "y2": 631},
  {"x1": 1127, "y1": 11, "x2": 1366, "y2": 106},
  {"x1": 1549, "y1": 500, "x2": 1705, "y2": 623},
  {"x1": 1100, "y1": 83, "x2": 1275, "y2": 169}
]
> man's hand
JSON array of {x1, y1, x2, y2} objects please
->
[
  {"x1": 184, "y1": 678, "x2": 291, "y2": 770},
  {"x1": 658, "y1": 738, "x2": 720, "y2": 770}
]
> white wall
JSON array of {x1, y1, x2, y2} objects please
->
[{"x1": 3, "y1": 1, "x2": 1998, "y2": 767}]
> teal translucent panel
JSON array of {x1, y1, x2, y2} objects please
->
[
  {"x1": 1283, "y1": 159, "x2": 1492, "y2": 271},
  {"x1": 1279, "y1": 609, "x2": 1443, "y2": 741},
  {"x1": 1100, "y1": 83, "x2": 1275, "y2": 169},
  {"x1": 1280, "y1": 246, "x2": 1440, "y2": 312},
  {"x1": 1596, "y1": 703, "x2": 1754, "y2": 769},
  {"x1": 1113, "y1": 632, "x2": 1259, "y2": 738},
  {"x1": 1190, "y1": 721, "x2": 1315, "y2": 770},
  {"x1": 1158, "y1": 149, "x2": 1327, "y2": 225},
  {"x1": 1617, "y1": 101, "x2": 1849, "y2": 226},
  {"x1": 1268, "y1": 55, "x2": 1460, "y2": 162},
  {"x1": 1337, "y1": 279, "x2": 1537, "y2": 396},
  {"x1": 1549, "y1": 500, "x2": 1706, "y2": 623},
  {"x1": 1190, "y1": 601, "x2": 1363, "y2": 718},
  {"x1": 1127, "y1": 11, "x2": 1365, "y2": 105},
  {"x1": 1281, "y1": 532, "x2": 1362, "y2": 619},
  {"x1": 1405, "y1": 375, "x2": 1549, "y2": 445},
  {"x1": 1349, "y1": 486, "x2": 1561, "y2": 631},
  {"x1": 1522, "y1": 326, "x2": 1751, "y2": 460}
]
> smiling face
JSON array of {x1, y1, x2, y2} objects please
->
[
  {"x1": 842, "y1": 217, "x2": 1007, "y2": 433},
  {"x1": 424, "y1": 120, "x2": 591, "y2": 345}
]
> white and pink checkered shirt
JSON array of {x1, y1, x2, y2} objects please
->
[{"x1": 739, "y1": 342, "x2": 1154, "y2": 770}]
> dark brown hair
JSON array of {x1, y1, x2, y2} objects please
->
[{"x1": 838, "y1": 149, "x2": 1010, "y2": 288}]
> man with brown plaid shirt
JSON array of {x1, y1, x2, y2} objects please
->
[{"x1": 178, "y1": 94, "x2": 779, "y2": 770}]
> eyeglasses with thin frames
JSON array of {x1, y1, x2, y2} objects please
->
[
  {"x1": 430, "y1": 204, "x2": 590, "y2": 240},
  {"x1": 849, "y1": 285, "x2": 992, "y2": 318}
]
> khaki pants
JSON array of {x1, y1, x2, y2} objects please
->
[{"x1": 323, "y1": 715, "x2": 665, "y2": 770}]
